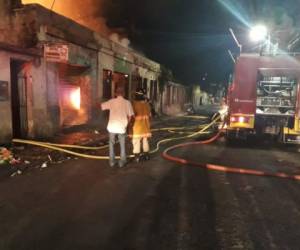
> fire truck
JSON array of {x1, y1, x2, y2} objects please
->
[{"x1": 226, "y1": 53, "x2": 300, "y2": 143}]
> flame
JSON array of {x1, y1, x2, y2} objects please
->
[{"x1": 70, "y1": 87, "x2": 81, "y2": 110}]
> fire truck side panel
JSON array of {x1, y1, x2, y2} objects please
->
[
  {"x1": 229, "y1": 55, "x2": 258, "y2": 116},
  {"x1": 227, "y1": 54, "x2": 300, "y2": 143}
]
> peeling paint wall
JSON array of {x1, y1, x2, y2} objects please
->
[{"x1": 0, "y1": 50, "x2": 49, "y2": 142}]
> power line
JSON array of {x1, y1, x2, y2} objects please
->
[{"x1": 50, "y1": 0, "x2": 56, "y2": 10}]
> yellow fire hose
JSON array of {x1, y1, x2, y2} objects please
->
[
  {"x1": 12, "y1": 124, "x2": 211, "y2": 152},
  {"x1": 181, "y1": 115, "x2": 209, "y2": 119},
  {"x1": 14, "y1": 124, "x2": 213, "y2": 151},
  {"x1": 151, "y1": 124, "x2": 208, "y2": 132},
  {"x1": 150, "y1": 115, "x2": 220, "y2": 154},
  {"x1": 13, "y1": 141, "x2": 110, "y2": 150},
  {"x1": 12, "y1": 116, "x2": 221, "y2": 160}
]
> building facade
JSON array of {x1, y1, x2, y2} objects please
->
[
  {"x1": 0, "y1": 0, "x2": 188, "y2": 144},
  {"x1": 162, "y1": 82, "x2": 189, "y2": 115}
]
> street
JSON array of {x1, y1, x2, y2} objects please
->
[
  {"x1": 1, "y1": 1, "x2": 300, "y2": 249},
  {"x1": 1, "y1": 116, "x2": 300, "y2": 250}
]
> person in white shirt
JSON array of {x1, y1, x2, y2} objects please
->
[{"x1": 101, "y1": 86, "x2": 134, "y2": 167}]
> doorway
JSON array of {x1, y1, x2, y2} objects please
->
[
  {"x1": 10, "y1": 59, "x2": 28, "y2": 138},
  {"x1": 113, "y1": 72, "x2": 129, "y2": 99}
]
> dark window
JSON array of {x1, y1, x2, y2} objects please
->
[
  {"x1": 150, "y1": 80, "x2": 154, "y2": 100},
  {"x1": 142, "y1": 78, "x2": 148, "y2": 94},
  {"x1": 153, "y1": 80, "x2": 158, "y2": 101},
  {"x1": 167, "y1": 86, "x2": 171, "y2": 105},
  {"x1": 103, "y1": 70, "x2": 112, "y2": 99},
  {"x1": 137, "y1": 76, "x2": 143, "y2": 89}
]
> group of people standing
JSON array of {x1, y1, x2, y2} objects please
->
[{"x1": 101, "y1": 86, "x2": 152, "y2": 167}]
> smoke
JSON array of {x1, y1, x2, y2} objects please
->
[
  {"x1": 266, "y1": 5, "x2": 298, "y2": 50},
  {"x1": 22, "y1": 0, "x2": 131, "y2": 46},
  {"x1": 22, "y1": 0, "x2": 111, "y2": 35},
  {"x1": 110, "y1": 33, "x2": 130, "y2": 47}
]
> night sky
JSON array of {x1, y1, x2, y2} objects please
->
[{"x1": 102, "y1": 0, "x2": 300, "y2": 88}]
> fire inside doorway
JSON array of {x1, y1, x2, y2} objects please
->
[{"x1": 58, "y1": 64, "x2": 91, "y2": 127}]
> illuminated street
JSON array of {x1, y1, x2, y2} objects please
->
[{"x1": 1, "y1": 116, "x2": 300, "y2": 250}]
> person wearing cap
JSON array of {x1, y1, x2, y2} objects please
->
[
  {"x1": 101, "y1": 86, "x2": 134, "y2": 167},
  {"x1": 130, "y1": 88, "x2": 152, "y2": 162}
]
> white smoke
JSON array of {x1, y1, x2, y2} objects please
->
[{"x1": 109, "y1": 33, "x2": 130, "y2": 48}]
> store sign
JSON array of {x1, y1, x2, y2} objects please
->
[
  {"x1": 0, "y1": 81, "x2": 9, "y2": 101},
  {"x1": 44, "y1": 44, "x2": 69, "y2": 63}
]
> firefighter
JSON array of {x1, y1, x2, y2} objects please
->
[{"x1": 130, "y1": 88, "x2": 152, "y2": 162}]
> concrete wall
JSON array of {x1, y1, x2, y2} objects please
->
[
  {"x1": 30, "y1": 60, "x2": 51, "y2": 138},
  {"x1": 0, "y1": 50, "x2": 50, "y2": 142},
  {"x1": 0, "y1": 51, "x2": 13, "y2": 143}
]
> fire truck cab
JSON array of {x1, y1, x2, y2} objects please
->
[{"x1": 226, "y1": 53, "x2": 300, "y2": 143}]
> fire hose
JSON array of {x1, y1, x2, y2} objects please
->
[
  {"x1": 12, "y1": 114, "x2": 300, "y2": 181},
  {"x1": 12, "y1": 117, "x2": 217, "y2": 160},
  {"x1": 162, "y1": 123, "x2": 300, "y2": 181}
]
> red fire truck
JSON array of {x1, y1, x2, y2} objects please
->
[{"x1": 226, "y1": 53, "x2": 300, "y2": 143}]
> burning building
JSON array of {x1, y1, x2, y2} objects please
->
[
  {"x1": 0, "y1": 0, "x2": 165, "y2": 143},
  {"x1": 0, "y1": 0, "x2": 99, "y2": 142}
]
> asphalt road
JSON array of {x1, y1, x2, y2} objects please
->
[{"x1": 1, "y1": 117, "x2": 300, "y2": 250}]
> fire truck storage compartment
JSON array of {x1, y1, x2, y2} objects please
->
[{"x1": 255, "y1": 69, "x2": 297, "y2": 134}]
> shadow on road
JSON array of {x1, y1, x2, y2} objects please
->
[{"x1": 106, "y1": 157, "x2": 219, "y2": 249}]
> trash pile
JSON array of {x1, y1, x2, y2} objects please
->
[{"x1": 0, "y1": 147, "x2": 20, "y2": 165}]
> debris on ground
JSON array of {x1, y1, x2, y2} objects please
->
[
  {"x1": 10, "y1": 170, "x2": 22, "y2": 177},
  {"x1": 48, "y1": 155, "x2": 53, "y2": 163},
  {"x1": 0, "y1": 147, "x2": 20, "y2": 165},
  {"x1": 0, "y1": 147, "x2": 13, "y2": 165},
  {"x1": 0, "y1": 117, "x2": 175, "y2": 179},
  {"x1": 41, "y1": 162, "x2": 48, "y2": 169}
]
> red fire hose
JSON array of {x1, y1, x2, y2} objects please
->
[{"x1": 162, "y1": 130, "x2": 300, "y2": 181}]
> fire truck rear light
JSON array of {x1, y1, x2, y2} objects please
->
[
  {"x1": 230, "y1": 116, "x2": 237, "y2": 122},
  {"x1": 230, "y1": 116, "x2": 250, "y2": 123},
  {"x1": 238, "y1": 116, "x2": 245, "y2": 123}
]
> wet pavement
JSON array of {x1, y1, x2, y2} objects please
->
[{"x1": 1, "y1": 115, "x2": 300, "y2": 249}]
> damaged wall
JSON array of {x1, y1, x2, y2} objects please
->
[
  {"x1": 0, "y1": 0, "x2": 39, "y2": 48},
  {"x1": 44, "y1": 37, "x2": 98, "y2": 130},
  {"x1": 0, "y1": 50, "x2": 49, "y2": 142}
]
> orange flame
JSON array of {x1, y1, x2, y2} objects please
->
[{"x1": 70, "y1": 87, "x2": 81, "y2": 110}]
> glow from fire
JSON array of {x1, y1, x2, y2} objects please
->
[
  {"x1": 70, "y1": 87, "x2": 81, "y2": 110},
  {"x1": 22, "y1": 0, "x2": 58, "y2": 10},
  {"x1": 21, "y1": 0, "x2": 110, "y2": 35}
]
